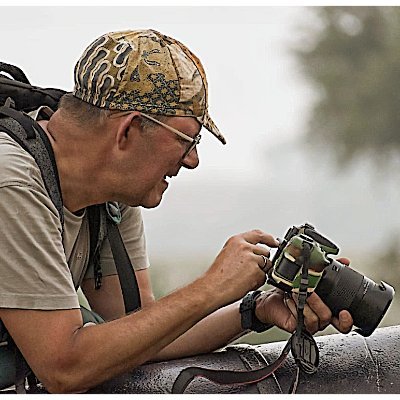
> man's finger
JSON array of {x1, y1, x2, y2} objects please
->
[
  {"x1": 336, "y1": 257, "x2": 351, "y2": 266},
  {"x1": 252, "y1": 245, "x2": 271, "y2": 258},
  {"x1": 331, "y1": 310, "x2": 353, "y2": 333},
  {"x1": 306, "y1": 292, "x2": 332, "y2": 330},
  {"x1": 302, "y1": 304, "x2": 320, "y2": 334},
  {"x1": 283, "y1": 294, "x2": 297, "y2": 320},
  {"x1": 242, "y1": 230, "x2": 279, "y2": 247}
]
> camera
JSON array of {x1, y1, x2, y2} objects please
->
[{"x1": 267, "y1": 223, "x2": 395, "y2": 336}]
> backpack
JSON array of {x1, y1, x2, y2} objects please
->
[{"x1": 0, "y1": 62, "x2": 141, "y2": 392}]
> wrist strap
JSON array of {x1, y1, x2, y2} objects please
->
[{"x1": 239, "y1": 290, "x2": 272, "y2": 333}]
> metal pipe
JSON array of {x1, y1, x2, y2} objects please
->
[{"x1": 88, "y1": 325, "x2": 400, "y2": 394}]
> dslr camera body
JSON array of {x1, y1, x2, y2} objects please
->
[{"x1": 267, "y1": 223, "x2": 394, "y2": 336}]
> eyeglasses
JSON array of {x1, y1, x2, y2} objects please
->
[{"x1": 109, "y1": 111, "x2": 201, "y2": 159}]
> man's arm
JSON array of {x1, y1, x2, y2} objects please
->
[
  {"x1": 83, "y1": 270, "x2": 244, "y2": 360},
  {"x1": 82, "y1": 269, "x2": 353, "y2": 362},
  {"x1": 152, "y1": 300, "x2": 244, "y2": 361},
  {"x1": 0, "y1": 230, "x2": 274, "y2": 393},
  {"x1": 81, "y1": 270, "x2": 155, "y2": 320},
  {"x1": 0, "y1": 275, "x2": 224, "y2": 393}
]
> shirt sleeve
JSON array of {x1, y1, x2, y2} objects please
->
[
  {"x1": 0, "y1": 135, "x2": 79, "y2": 310},
  {"x1": 0, "y1": 183, "x2": 79, "y2": 310}
]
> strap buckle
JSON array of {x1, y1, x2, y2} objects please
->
[{"x1": 106, "y1": 201, "x2": 122, "y2": 225}]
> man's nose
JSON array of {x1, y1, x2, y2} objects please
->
[{"x1": 181, "y1": 148, "x2": 199, "y2": 169}]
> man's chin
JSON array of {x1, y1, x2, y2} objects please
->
[
  {"x1": 134, "y1": 185, "x2": 168, "y2": 209},
  {"x1": 140, "y1": 195, "x2": 164, "y2": 209}
]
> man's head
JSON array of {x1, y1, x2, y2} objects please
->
[
  {"x1": 72, "y1": 29, "x2": 225, "y2": 145},
  {"x1": 58, "y1": 29, "x2": 225, "y2": 209}
]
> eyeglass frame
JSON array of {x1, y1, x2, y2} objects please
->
[{"x1": 109, "y1": 110, "x2": 201, "y2": 159}]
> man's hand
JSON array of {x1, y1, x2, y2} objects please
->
[
  {"x1": 254, "y1": 256, "x2": 354, "y2": 335},
  {"x1": 255, "y1": 288, "x2": 353, "y2": 335},
  {"x1": 204, "y1": 230, "x2": 279, "y2": 305}
]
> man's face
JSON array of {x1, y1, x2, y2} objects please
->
[{"x1": 132, "y1": 115, "x2": 202, "y2": 209}]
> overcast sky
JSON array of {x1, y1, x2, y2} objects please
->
[{"x1": 0, "y1": 6, "x2": 316, "y2": 184}]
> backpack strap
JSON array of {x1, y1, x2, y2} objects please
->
[
  {"x1": 0, "y1": 62, "x2": 30, "y2": 84},
  {"x1": 0, "y1": 61, "x2": 66, "y2": 112},
  {"x1": 0, "y1": 104, "x2": 37, "y2": 138},
  {"x1": 0, "y1": 107, "x2": 64, "y2": 392},
  {"x1": 87, "y1": 205, "x2": 104, "y2": 290},
  {"x1": 87, "y1": 203, "x2": 141, "y2": 314},
  {"x1": 0, "y1": 107, "x2": 64, "y2": 229},
  {"x1": 105, "y1": 203, "x2": 141, "y2": 313}
]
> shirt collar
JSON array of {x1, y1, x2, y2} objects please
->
[{"x1": 27, "y1": 105, "x2": 54, "y2": 121}]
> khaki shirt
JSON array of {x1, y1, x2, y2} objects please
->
[{"x1": 0, "y1": 109, "x2": 149, "y2": 310}]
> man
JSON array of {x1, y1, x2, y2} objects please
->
[{"x1": 0, "y1": 29, "x2": 353, "y2": 393}]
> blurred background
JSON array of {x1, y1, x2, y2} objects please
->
[{"x1": 2, "y1": 6, "x2": 399, "y2": 343}]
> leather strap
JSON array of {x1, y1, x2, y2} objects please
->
[{"x1": 172, "y1": 339, "x2": 291, "y2": 393}]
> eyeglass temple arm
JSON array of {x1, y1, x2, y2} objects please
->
[{"x1": 141, "y1": 112, "x2": 195, "y2": 143}]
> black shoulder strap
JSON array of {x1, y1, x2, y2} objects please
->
[
  {"x1": 87, "y1": 205, "x2": 103, "y2": 290},
  {"x1": 87, "y1": 203, "x2": 141, "y2": 314},
  {"x1": 0, "y1": 107, "x2": 64, "y2": 228},
  {"x1": 0, "y1": 62, "x2": 66, "y2": 112},
  {"x1": 106, "y1": 212, "x2": 141, "y2": 313},
  {"x1": 0, "y1": 62, "x2": 30, "y2": 84}
]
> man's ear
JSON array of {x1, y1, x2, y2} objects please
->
[{"x1": 115, "y1": 111, "x2": 141, "y2": 149}]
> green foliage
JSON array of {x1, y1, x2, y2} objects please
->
[{"x1": 296, "y1": 6, "x2": 400, "y2": 167}]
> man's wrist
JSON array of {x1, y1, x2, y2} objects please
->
[{"x1": 239, "y1": 291, "x2": 273, "y2": 333}]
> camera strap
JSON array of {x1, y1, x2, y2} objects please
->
[
  {"x1": 288, "y1": 241, "x2": 319, "y2": 393},
  {"x1": 171, "y1": 242, "x2": 320, "y2": 394},
  {"x1": 171, "y1": 339, "x2": 292, "y2": 393}
]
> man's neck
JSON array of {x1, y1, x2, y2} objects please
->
[{"x1": 38, "y1": 116, "x2": 112, "y2": 213}]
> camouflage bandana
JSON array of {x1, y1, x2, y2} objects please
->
[{"x1": 73, "y1": 29, "x2": 226, "y2": 144}]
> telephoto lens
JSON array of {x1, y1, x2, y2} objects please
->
[{"x1": 315, "y1": 260, "x2": 394, "y2": 336}]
